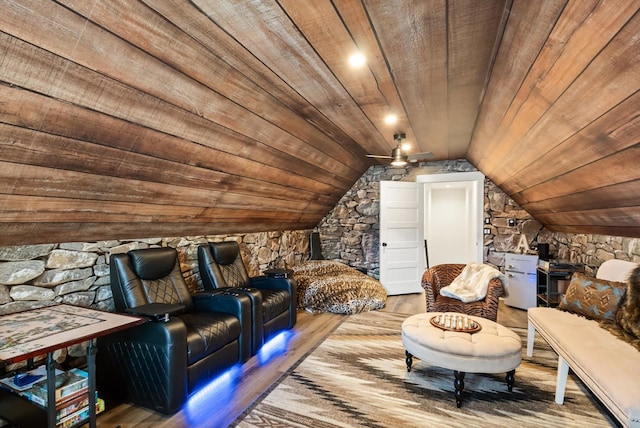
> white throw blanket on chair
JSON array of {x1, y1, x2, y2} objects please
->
[{"x1": 439, "y1": 262, "x2": 508, "y2": 303}]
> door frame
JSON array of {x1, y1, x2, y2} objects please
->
[{"x1": 417, "y1": 171, "x2": 485, "y2": 265}]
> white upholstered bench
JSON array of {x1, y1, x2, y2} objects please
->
[
  {"x1": 402, "y1": 312, "x2": 522, "y2": 407},
  {"x1": 527, "y1": 259, "x2": 640, "y2": 427}
]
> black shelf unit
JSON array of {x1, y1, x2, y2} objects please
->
[{"x1": 0, "y1": 352, "x2": 96, "y2": 428}]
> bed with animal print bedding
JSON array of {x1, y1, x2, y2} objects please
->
[{"x1": 290, "y1": 260, "x2": 387, "y2": 314}]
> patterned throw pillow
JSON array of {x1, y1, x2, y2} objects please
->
[{"x1": 558, "y1": 272, "x2": 627, "y2": 321}]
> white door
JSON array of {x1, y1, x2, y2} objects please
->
[
  {"x1": 379, "y1": 181, "x2": 425, "y2": 295},
  {"x1": 419, "y1": 172, "x2": 484, "y2": 266}
]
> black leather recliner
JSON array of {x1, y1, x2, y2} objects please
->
[
  {"x1": 198, "y1": 241, "x2": 296, "y2": 355},
  {"x1": 97, "y1": 247, "x2": 252, "y2": 415}
]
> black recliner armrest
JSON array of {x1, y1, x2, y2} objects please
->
[
  {"x1": 251, "y1": 276, "x2": 296, "y2": 302},
  {"x1": 192, "y1": 291, "x2": 252, "y2": 362},
  {"x1": 125, "y1": 303, "x2": 185, "y2": 322},
  {"x1": 249, "y1": 276, "x2": 297, "y2": 328},
  {"x1": 251, "y1": 275, "x2": 295, "y2": 292}
]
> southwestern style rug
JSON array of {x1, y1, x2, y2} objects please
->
[{"x1": 233, "y1": 311, "x2": 616, "y2": 427}]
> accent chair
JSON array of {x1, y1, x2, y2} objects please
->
[{"x1": 421, "y1": 263, "x2": 505, "y2": 322}]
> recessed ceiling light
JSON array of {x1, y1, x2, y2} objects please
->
[
  {"x1": 348, "y1": 52, "x2": 366, "y2": 68},
  {"x1": 384, "y1": 114, "x2": 397, "y2": 125}
]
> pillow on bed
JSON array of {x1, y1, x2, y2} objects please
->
[{"x1": 557, "y1": 272, "x2": 626, "y2": 321}]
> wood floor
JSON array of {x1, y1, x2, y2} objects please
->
[{"x1": 95, "y1": 294, "x2": 527, "y2": 428}]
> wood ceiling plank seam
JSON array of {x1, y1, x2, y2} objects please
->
[
  {"x1": 533, "y1": 206, "x2": 640, "y2": 227},
  {"x1": 0, "y1": 32, "x2": 356, "y2": 191},
  {"x1": 142, "y1": 1, "x2": 373, "y2": 165},
  {"x1": 541, "y1": 225, "x2": 640, "y2": 238},
  {"x1": 0, "y1": 85, "x2": 344, "y2": 199},
  {"x1": 99, "y1": 0, "x2": 374, "y2": 172},
  {"x1": 513, "y1": 142, "x2": 640, "y2": 205},
  {"x1": 489, "y1": 12, "x2": 640, "y2": 189},
  {"x1": 277, "y1": 0, "x2": 400, "y2": 155},
  {"x1": 190, "y1": 0, "x2": 390, "y2": 156},
  {"x1": 446, "y1": 0, "x2": 508, "y2": 159},
  {"x1": 331, "y1": 0, "x2": 417, "y2": 153},
  {"x1": 0, "y1": 83, "x2": 344, "y2": 199},
  {"x1": 1, "y1": 1, "x2": 363, "y2": 183},
  {"x1": 364, "y1": 0, "x2": 450, "y2": 159},
  {"x1": 487, "y1": 0, "x2": 600, "y2": 142},
  {"x1": 469, "y1": 0, "x2": 512, "y2": 135},
  {"x1": 521, "y1": 180, "x2": 640, "y2": 213},
  {"x1": 0, "y1": 161, "x2": 331, "y2": 213},
  {"x1": 471, "y1": 2, "x2": 570, "y2": 170},
  {"x1": 466, "y1": 0, "x2": 568, "y2": 166},
  {"x1": 0, "y1": 221, "x2": 321, "y2": 247},
  {"x1": 483, "y1": 0, "x2": 639, "y2": 181},
  {"x1": 0, "y1": 195, "x2": 308, "y2": 223},
  {"x1": 500, "y1": 90, "x2": 640, "y2": 196},
  {"x1": 0, "y1": 108, "x2": 339, "y2": 204}
]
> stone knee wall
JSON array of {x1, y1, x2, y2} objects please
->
[
  {"x1": 0, "y1": 230, "x2": 309, "y2": 369},
  {"x1": 0, "y1": 230, "x2": 311, "y2": 316}
]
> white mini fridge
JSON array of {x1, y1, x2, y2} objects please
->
[{"x1": 504, "y1": 253, "x2": 538, "y2": 309}]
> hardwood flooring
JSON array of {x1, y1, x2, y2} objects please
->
[{"x1": 95, "y1": 294, "x2": 527, "y2": 427}]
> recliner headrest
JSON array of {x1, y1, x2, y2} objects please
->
[
  {"x1": 128, "y1": 248, "x2": 178, "y2": 280},
  {"x1": 210, "y1": 241, "x2": 240, "y2": 265}
]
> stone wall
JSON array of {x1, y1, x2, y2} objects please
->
[
  {"x1": 316, "y1": 161, "x2": 640, "y2": 276},
  {"x1": 0, "y1": 230, "x2": 311, "y2": 316},
  {"x1": 315, "y1": 160, "x2": 478, "y2": 276},
  {"x1": 483, "y1": 179, "x2": 640, "y2": 275},
  {"x1": 538, "y1": 232, "x2": 640, "y2": 276}
]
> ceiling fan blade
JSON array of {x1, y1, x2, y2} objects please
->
[
  {"x1": 407, "y1": 152, "x2": 435, "y2": 162},
  {"x1": 366, "y1": 154, "x2": 392, "y2": 159}
]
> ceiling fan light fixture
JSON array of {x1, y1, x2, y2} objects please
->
[{"x1": 390, "y1": 147, "x2": 407, "y2": 166}]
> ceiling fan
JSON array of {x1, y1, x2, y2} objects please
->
[{"x1": 366, "y1": 133, "x2": 434, "y2": 166}]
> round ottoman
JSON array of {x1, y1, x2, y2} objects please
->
[{"x1": 401, "y1": 312, "x2": 522, "y2": 407}]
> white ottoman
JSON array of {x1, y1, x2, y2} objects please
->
[{"x1": 402, "y1": 312, "x2": 522, "y2": 407}]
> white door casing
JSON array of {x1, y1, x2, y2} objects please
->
[
  {"x1": 418, "y1": 172, "x2": 484, "y2": 267},
  {"x1": 379, "y1": 172, "x2": 485, "y2": 295},
  {"x1": 379, "y1": 181, "x2": 424, "y2": 295}
]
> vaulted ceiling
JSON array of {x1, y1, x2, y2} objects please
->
[{"x1": 1, "y1": 0, "x2": 639, "y2": 246}]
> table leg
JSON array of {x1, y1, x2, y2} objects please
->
[
  {"x1": 46, "y1": 353, "x2": 56, "y2": 428},
  {"x1": 405, "y1": 350, "x2": 413, "y2": 372},
  {"x1": 506, "y1": 369, "x2": 515, "y2": 392},
  {"x1": 454, "y1": 370, "x2": 465, "y2": 408},
  {"x1": 87, "y1": 339, "x2": 98, "y2": 428}
]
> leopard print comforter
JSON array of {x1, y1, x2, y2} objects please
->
[{"x1": 290, "y1": 260, "x2": 387, "y2": 314}]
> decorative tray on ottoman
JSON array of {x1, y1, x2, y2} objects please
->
[{"x1": 430, "y1": 314, "x2": 481, "y2": 333}]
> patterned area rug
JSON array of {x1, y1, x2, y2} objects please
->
[{"x1": 233, "y1": 311, "x2": 616, "y2": 427}]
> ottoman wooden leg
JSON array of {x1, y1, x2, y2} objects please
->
[
  {"x1": 405, "y1": 350, "x2": 413, "y2": 372},
  {"x1": 454, "y1": 370, "x2": 465, "y2": 408},
  {"x1": 506, "y1": 369, "x2": 515, "y2": 392}
]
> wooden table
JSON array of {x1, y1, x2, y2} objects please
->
[{"x1": 0, "y1": 303, "x2": 144, "y2": 428}]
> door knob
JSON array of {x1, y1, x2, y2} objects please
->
[{"x1": 382, "y1": 242, "x2": 387, "y2": 247}]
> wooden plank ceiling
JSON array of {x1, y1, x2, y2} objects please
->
[{"x1": 0, "y1": 0, "x2": 638, "y2": 246}]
